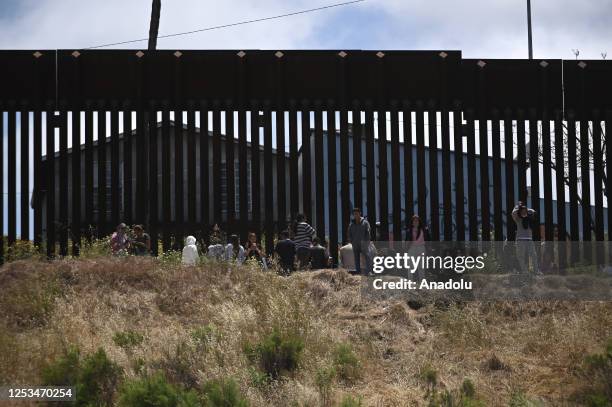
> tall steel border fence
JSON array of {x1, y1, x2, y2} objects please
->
[{"x1": 0, "y1": 50, "x2": 610, "y2": 264}]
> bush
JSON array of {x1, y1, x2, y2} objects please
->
[
  {"x1": 42, "y1": 347, "x2": 123, "y2": 406},
  {"x1": 78, "y1": 349, "x2": 124, "y2": 406},
  {"x1": 156, "y1": 341, "x2": 199, "y2": 389},
  {"x1": 159, "y1": 250, "x2": 183, "y2": 267},
  {"x1": 460, "y1": 379, "x2": 476, "y2": 399},
  {"x1": 584, "y1": 393, "x2": 612, "y2": 407},
  {"x1": 113, "y1": 330, "x2": 145, "y2": 350},
  {"x1": 578, "y1": 339, "x2": 612, "y2": 406},
  {"x1": 436, "y1": 390, "x2": 485, "y2": 407},
  {"x1": 79, "y1": 236, "x2": 112, "y2": 258},
  {"x1": 247, "y1": 367, "x2": 268, "y2": 389},
  {"x1": 419, "y1": 364, "x2": 438, "y2": 397},
  {"x1": 132, "y1": 357, "x2": 147, "y2": 376},
  {"x1": 244, "y1": 328, "x2": 304, "y2": 380},
  {"x1": 41, "y1": 346, "x2": 81, "y2": 387},
  {"x1": 508, "y1": 390, "x2": 545, "y2": 407},
  {"x1": 315, "y1": 366, "x2": 336, "y2": 407},
  {"x1": 5, "y1": 240, "x2": 42, "y2": 262},
  {"x1": 339, "y1": 395, "x2": 363, "y2": 407},
  {"x1": 201, "y1": 378, "x2": 249, "y2": 407},
  {"x1": 191, "y1": 324, "x2": 218, "y2": 352},
  {"x1": 425, "y1": 378, "x2": 485, "y2": 407},
  {"x1": 333, "y1": 343, "x2": 361, "y2": 383},
  {"x1": 118, "y1": 373, "x2": 200, "y2": 407}
]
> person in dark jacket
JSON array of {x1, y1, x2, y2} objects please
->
[
  {"x1": 130, "y1": 224, "x2": 151, "y2": 256},
  {"x1": 347, "y1": 208, "x2": 372, "y2": 275},
  {"x1": 309, "y1": 237, "x2": 329, "y2": 270},
  {"x1": 274, "y1": 230, "x2": 296, "y2": 275}
]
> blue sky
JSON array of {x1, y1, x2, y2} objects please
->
[{"x1": 0, "y1": 0, "x2": 610, "y2": 59}]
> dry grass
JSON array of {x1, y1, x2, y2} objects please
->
[{"x1": 0, "y1": 257, "x2": 610, "y2": 406}]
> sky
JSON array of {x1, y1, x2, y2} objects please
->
[{"x1": 0, "y1": 0, "x2": 610, "y2": 59}]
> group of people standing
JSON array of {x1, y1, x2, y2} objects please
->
[
  {"x1": 179, "y1": 215, "x2": 332, "y2": 273},
  {"x1": 109, "y1": 200, "x2": 540, "y2": 275},
  {"x1": 107, "y1": 208, "x2": 433, "y2": 276},
  {"x1": 340, "y1": 208, "x2": 430, "y2": 275}
]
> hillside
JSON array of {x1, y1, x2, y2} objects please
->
[{"x1": 0, "y1": 256, "x2": 611, "y2": 406}]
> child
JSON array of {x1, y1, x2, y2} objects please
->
[{"x1": 182, "y1": 235, "x2": 199, "y2": 266}]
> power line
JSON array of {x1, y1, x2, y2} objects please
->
[{"x1": 84, "y1": 0, "x2": 366, "y2": 50}]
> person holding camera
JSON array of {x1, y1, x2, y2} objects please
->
[{"x1": 512, "y1": 201, "x2": 539, "y2": 274}]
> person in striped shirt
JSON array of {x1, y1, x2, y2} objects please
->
[{"x1": 293, "y1": 213, "x2": 316, "y2": 268}]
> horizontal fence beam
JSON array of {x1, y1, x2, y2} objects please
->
[{"x1": 5, "y1": 50, "x2": 611, "y2": 114}]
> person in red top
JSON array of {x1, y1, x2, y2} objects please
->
[
  {"x1": 405, "y1": 215, "x2": 429, "y2": 279},
  {"x1": 405, "y1": 215, "x2": 430, "y2": 243},
  {"x1": 110, "y1": 223, "x2": 129, "y2": 255}
]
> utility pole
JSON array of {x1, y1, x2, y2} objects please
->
[
  {"x1": 527, "y1": 0, "x2": 533, "y2": 59},
  {"x1": 148, "y1": 0, "x2": 162, "y2": 50},
  {"x1": 146, "y1": 0, "x2": 160, "y2": 253}
]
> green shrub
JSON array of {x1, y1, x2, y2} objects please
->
[
  {"x1": 41, "y1": 346, "x2": 81, "y2": 387},
  {"x1": 244, "y1": 328, "x2": 304, "y2": 380},
  {"x1": 247, "y1": 367, "x2": 268, "y2": 389},
  {"x1": 191, "y1": 324, "x2": 218, "y2": 352},
  {"x1": 460, "y1": 379, "x2": 476, "y2": 399},
  {"x1": 508, "y1": 390, "x2": 545, "y2": 407},
  {"x1": 118, "y1": 373, "x2": 200, "y2": 407},
  {"x1": 425, "y1": 378, "x2": 485, "y2": 407},
  {"x1": 78, "y1": 349, "x2": 124, "y2": 406},
  {"x1": 332, "y1": 343, "x2": 361, "y2": 383},
  {"x1": 419, "y1": 364, "x2": 438, "y2": 397},
  {"x1": 132, "y1": 357, "x2": 147, "y2": 376},
  {"x1": 5, "y1": 240, "x2": 42, "y2": 262},
  {"x1": 201, "y1": 378, "x2": 249, "y2": 407},
  {"x1": 42, "y1": 347, "x2": 123, "y2": 406},
  {"x1": 315, "y1": 366, "x2": 336, "y2": 407},
  {"x1": 157, "y1": 341, "x2": 199, "y2": 389},
  {"x1": 339, "y1": 395, "x2": 363, "y2": 407},
  {"x1": 159, "y1": 250, "x2": 183, "y2": 267},
  {"x1": 79, "y1": 236, "x2": 112, "y2": 258},
  {"x1": 584, "y1": 393, "x2": 612, "y2": 407},
  {"x1": 113, "y1": 330, "x2": 145, "y2": 350},
  {"x1": 579, "y1": 339, "x2": 612, "y2": 406}
]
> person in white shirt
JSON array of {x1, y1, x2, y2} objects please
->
[
  {"x1": 182, "y1": 235, "x2": 199, "y2": 266},
  {"x1": 207, "y1": 224, "x2": 226, "y2": 260},
  {"x1": 339, "y1": 242, "x2": 370, "y2": 275},
  {"x1": 225, "y1": 234, "x2": 246, "y2": 264}
]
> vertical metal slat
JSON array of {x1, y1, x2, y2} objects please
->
[
  {"x1": 71, "y1": 110, "x2": 81, "y2": 255},
  {"x1": 378, "y1": 109, "x2": 389, "y2": 240},
  {"x1": 390, "y1": 107, "x2": 402, "y2": 241},
  {"x1": 327, "y1": 107, "x2": 338, "y2": 265}
]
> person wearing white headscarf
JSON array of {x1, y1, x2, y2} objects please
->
[{"x1": 182, "y1": 235, "x2": 199, "y2": 266}]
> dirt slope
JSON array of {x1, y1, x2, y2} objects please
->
[{"x1": 0, "y1": 257, "x2": 610, "y2": 406}]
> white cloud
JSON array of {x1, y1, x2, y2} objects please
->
[
  {"x1": 0, "y1": 0, "x2": 330, "y2": 50},
  {"x1": 0, "y1": 0, "x2": 609, "y2": 59},
  {"x1": 363, "y1": 0, "x2": 612, "y2": 59}
]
